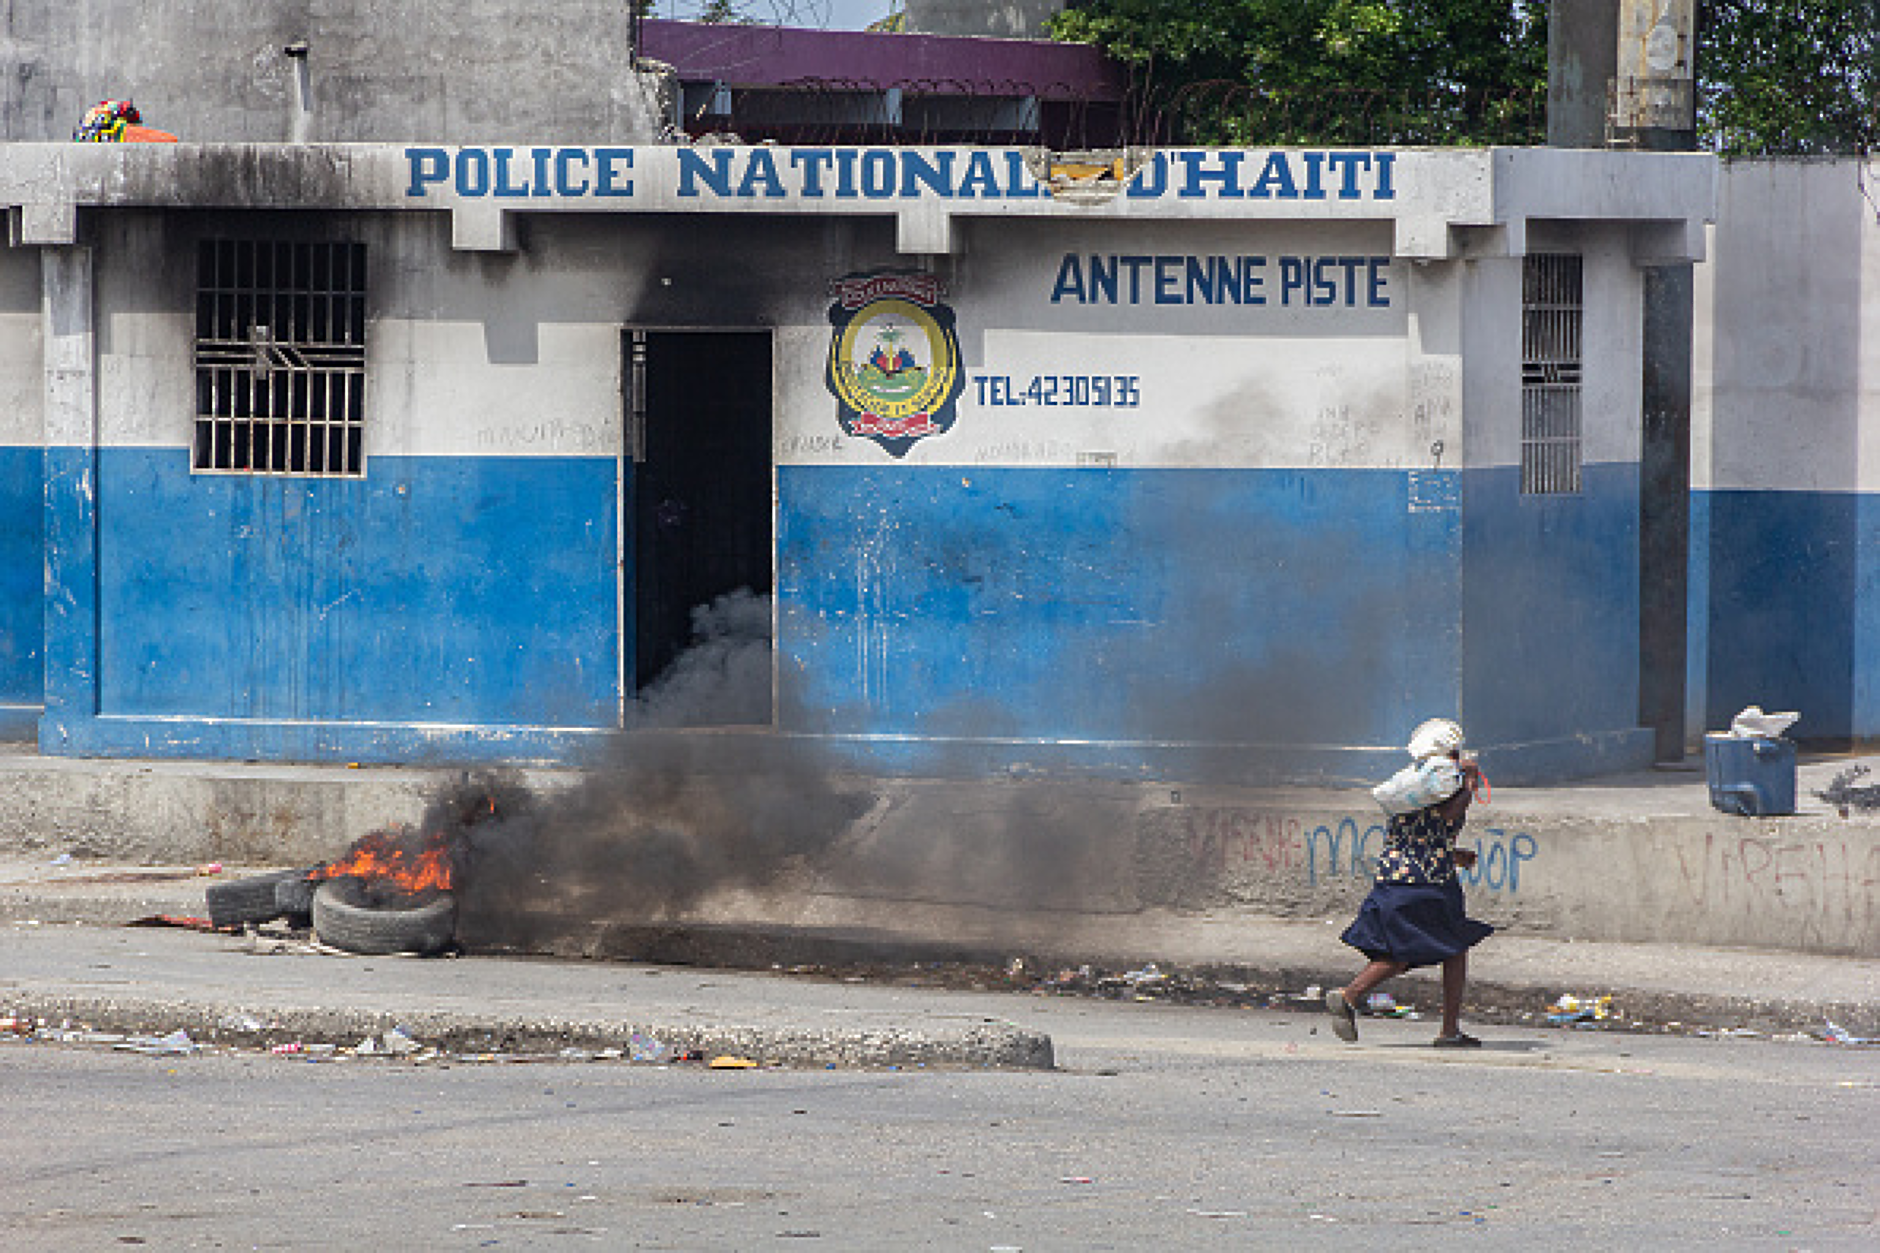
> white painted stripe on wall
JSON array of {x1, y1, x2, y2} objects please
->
[
  {"x1": 0, "y1": 248, "x2": 41, "y2": 447},
  {"x1": 1697, "y1": 159, "x2": 1871, "y2": 494},
  {"x1": 369, "y1": 321, "x2": 622, "y2": 458}
]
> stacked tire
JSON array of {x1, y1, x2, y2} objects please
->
[
  {"x1": 206, "y1": 869, "x2": 457, "y2": 956},
  {"x1": 310, "y1": 878, "x2": 457, "y2": 956},
  {"x1": 205, "y1": 869, "x2": 315, "y2": 930}
]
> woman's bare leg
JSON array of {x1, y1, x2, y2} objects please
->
[
  {"x1": 1439, "y1": 952, "x2": 1468, "y2": 1036},
  {"x1": 1341, "y1": 959, "x2": 1408, "y2": 1007}
]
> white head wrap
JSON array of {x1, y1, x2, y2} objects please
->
[{"x1": 1407, "y1": 717, "x2": 1464, "y2": 761}]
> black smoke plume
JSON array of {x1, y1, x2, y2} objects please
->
[{"x1": 448, "y1": 590, "x2": 870, "y2": 950}]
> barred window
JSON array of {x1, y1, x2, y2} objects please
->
[
  {"x1": 1521, "y1": 253, "x2": 1582, "y2": 496},
  {"x1": 193, "y1": 240, "x2": 367, "y2": 476}
]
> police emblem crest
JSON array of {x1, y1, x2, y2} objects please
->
[{"x1": 824, "y1": 272, "x2": 964, "y2": 458}]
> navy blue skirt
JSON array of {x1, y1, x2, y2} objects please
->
[{"x1": 1340, "y1": 878, "x2": 1494, "y2": 969}]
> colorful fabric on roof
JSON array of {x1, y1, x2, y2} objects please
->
[{"x1": 75, "y1": 100, "x2": 142, "y2": 142}]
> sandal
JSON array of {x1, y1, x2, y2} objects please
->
[
  {"x1": 1432, "y1": 1032, "x2": 1482, "y2": 1049},
  {"x1": 1325, "y1": 989, "x2": 1358, "y2": 1042}
]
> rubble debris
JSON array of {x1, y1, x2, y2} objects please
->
[
  {"x1": 1820, "y1": 1019, "x2": 1877, "y2": 1046},
  {"x1": 1817, "y1": 765, "x2": 1880, "y2": 816},
  {"x1": 629, "y1": 1032, "x2": 670, "y2": 1063},
  {"x1": 356, "y1": 1026, "x2": 422, "y2": 1056},
  {"x1": 127, "y1": 915, "x2": 219, "y2": 931},
  {"x1": 1365, "y1": 992, "x2": 1413, "y2": 1018},
  {"x1": 114, "y1": 1029, "x2": 197, "y2": 1056},
  {"x1": 1546, "y1": 993, "x2": 1617, "y2": 1025}
]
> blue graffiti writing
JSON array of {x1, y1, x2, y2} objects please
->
[
  {"x1": 1306, "y1": 817, "x2": 1384, "y2": 882},
  {"x1": 1456, "y1": 829, "x2": 1539, "y2": 893},
  {"x1": 1305, "y1": 818, "x2": 1538, "y2": 894},
  {"x1": 1050, "y1": 254, "x2": 1389, "y2": 308}
]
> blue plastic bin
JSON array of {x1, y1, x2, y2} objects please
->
[{"x1": 1704, "y1": 733, "x2": 1796, "y2": 817}]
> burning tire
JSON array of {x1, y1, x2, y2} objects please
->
[
  {"x1": 274, "y1": 872, "x2": 320, "y2": 928},
  {"x1": 311, "y1": 876, "x2": 458, "y2": 956},
  {"x1": 206, "y1": 869, "x2": 306, "y2": 930}
]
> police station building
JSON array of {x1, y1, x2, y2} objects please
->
[{"x1": 0, "y1": 140, "x2": 1714, "y2": 784}]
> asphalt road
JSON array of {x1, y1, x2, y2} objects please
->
[{"x1": 6, "y1": 989, "x2": 1876, "y2": 1250}]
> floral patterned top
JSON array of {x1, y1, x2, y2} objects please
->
[{"x1": 1374, "y1": 805, "x2": 1465, "y2": 885}]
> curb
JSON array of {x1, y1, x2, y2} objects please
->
[{"x1": 3, "y1": 991, "x2": 1057, "y2": 1071}]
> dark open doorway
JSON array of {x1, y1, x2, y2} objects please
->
[{"x1": 625, "y1": 329, "x2": 774, "y2": 717}]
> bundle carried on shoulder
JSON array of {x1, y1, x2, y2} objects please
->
[{"x1": 1372, "y1": 756, "x2": 1464, "y2": 815}]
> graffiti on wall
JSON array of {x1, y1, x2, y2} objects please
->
[
  {"x1": 1668, "y1": 831, "x2": 1877, "y2": 933},
  {"x1": 1159, "y1": 806, "x2": 1540, "y2": 894}
]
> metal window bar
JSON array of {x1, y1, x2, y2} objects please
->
[
  {"x1": 193, "y1": 239, "x2": 367, "y2": 476},
  {"x1": 1520, "y1": 254, "x2": 1583, "y2": 495}
]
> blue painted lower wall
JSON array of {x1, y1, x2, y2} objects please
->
[
  {"x1": 28, "y1": 450, "x2": 1663, "y2": 777},
  {"x1": 1461, "y1": 462, "x2": 1653, "y2": 776},
  {"x1": 0, "y1": 444, "x2": 43, "y2": 736},
  {"x1": 776, "y1": 465, "x2": 1466, "y2": 781},
  {"x1": 44, "y1": 449, "x2": 619, "y2": 762},
  {"x1": 1694, "y1": 488, "x2": 1880, "y2": 744}
]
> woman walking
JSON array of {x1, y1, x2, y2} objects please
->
[{"x1": 1326, "y1": 718, "x2": 1493, "y2": 1048}]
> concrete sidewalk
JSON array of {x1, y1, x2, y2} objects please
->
[
  {"x1": 1, "y1": 742, "x2": 1876, "y2": 1059},
  {"x1": 2, "y1": 851, "x2": 1874, "y2": 1053},
  {"x1": 4, "y1": 742, "x2": 1878, "y2": 957}
]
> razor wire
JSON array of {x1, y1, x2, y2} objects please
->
[{"x1": 664, "y1": 74, "x2": 1545, "y2": 150}]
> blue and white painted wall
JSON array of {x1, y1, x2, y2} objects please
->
[
  {"x1": 1458, "y1": 226, "x2": 1649, "y2": 777},
  {"x1": 39, "y1": 213, "x2": 629, "y2": 762},
  {"x1": 773, "y1": 215, "x2": 1656, "y2": 782},
  {"x1": 0, "y1": 245, "x2": 40, "y2": 737},
  {"x1": 0, "y1": 143, "x2": 1713, "y2": 780},
  {"x1": 1692, "y1": 158, "x2": 1880, "y2": 746},
  {"x1": 774, "y1": 215, "x2": 1459, "y2": 781}
]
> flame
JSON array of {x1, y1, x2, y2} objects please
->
[{"x1": 317, "y1": 826, "x2": 455, "y2": 893}]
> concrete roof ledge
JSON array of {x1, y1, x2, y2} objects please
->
[
  {"x1": 0, "y1": 143, "x2": 1715, "y2": 254},
  {"x1": 451, "y1": 204, "x2": 518, "y2": 253},
  {"x1": 1493, "y1": 146, "x2": 1717, "y2": 232}
]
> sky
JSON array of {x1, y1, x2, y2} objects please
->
[{"x1": 646, "y1": 1, "x2": 903, "y2": 30}]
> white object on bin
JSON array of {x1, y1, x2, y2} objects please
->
[{"x1": 1728, "y1": 705, "x2": 1799, "y2": 739}]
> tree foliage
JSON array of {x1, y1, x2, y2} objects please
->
[
  {"x1": 1051, "y1": 1, "x2": 1880, "y2": 154},
  {"x1": 1699, "y1": 1, "x2": 1879, "y2": 156},
  {"x1": 1049, "y1": 0, "x2": 1549, "y2": 146}
]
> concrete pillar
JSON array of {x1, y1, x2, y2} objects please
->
[
  {"x1": 1632, "y1": 5, "x2": 1698, "y2": 761},
  {"x1": 1640, "y1": 263, "x2": 1692, "y2": 760},
  {"x1": 39, "y1": 246, "x2": 99, "y2": 744},
  {"x1": 1549, "y1": 0, "x2": 1695, "y2": 762}
]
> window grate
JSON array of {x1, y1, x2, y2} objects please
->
[
  {"x1": 193, "y1": 239, "x2": 367, "y2": 476},
  {"x1": 1520, "y1": 253, "x2": 1583, "y2": 496}
]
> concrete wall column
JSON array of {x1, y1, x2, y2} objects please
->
[{"x1": 39, "y1": 245, "x2": 99, "y2": 746}]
